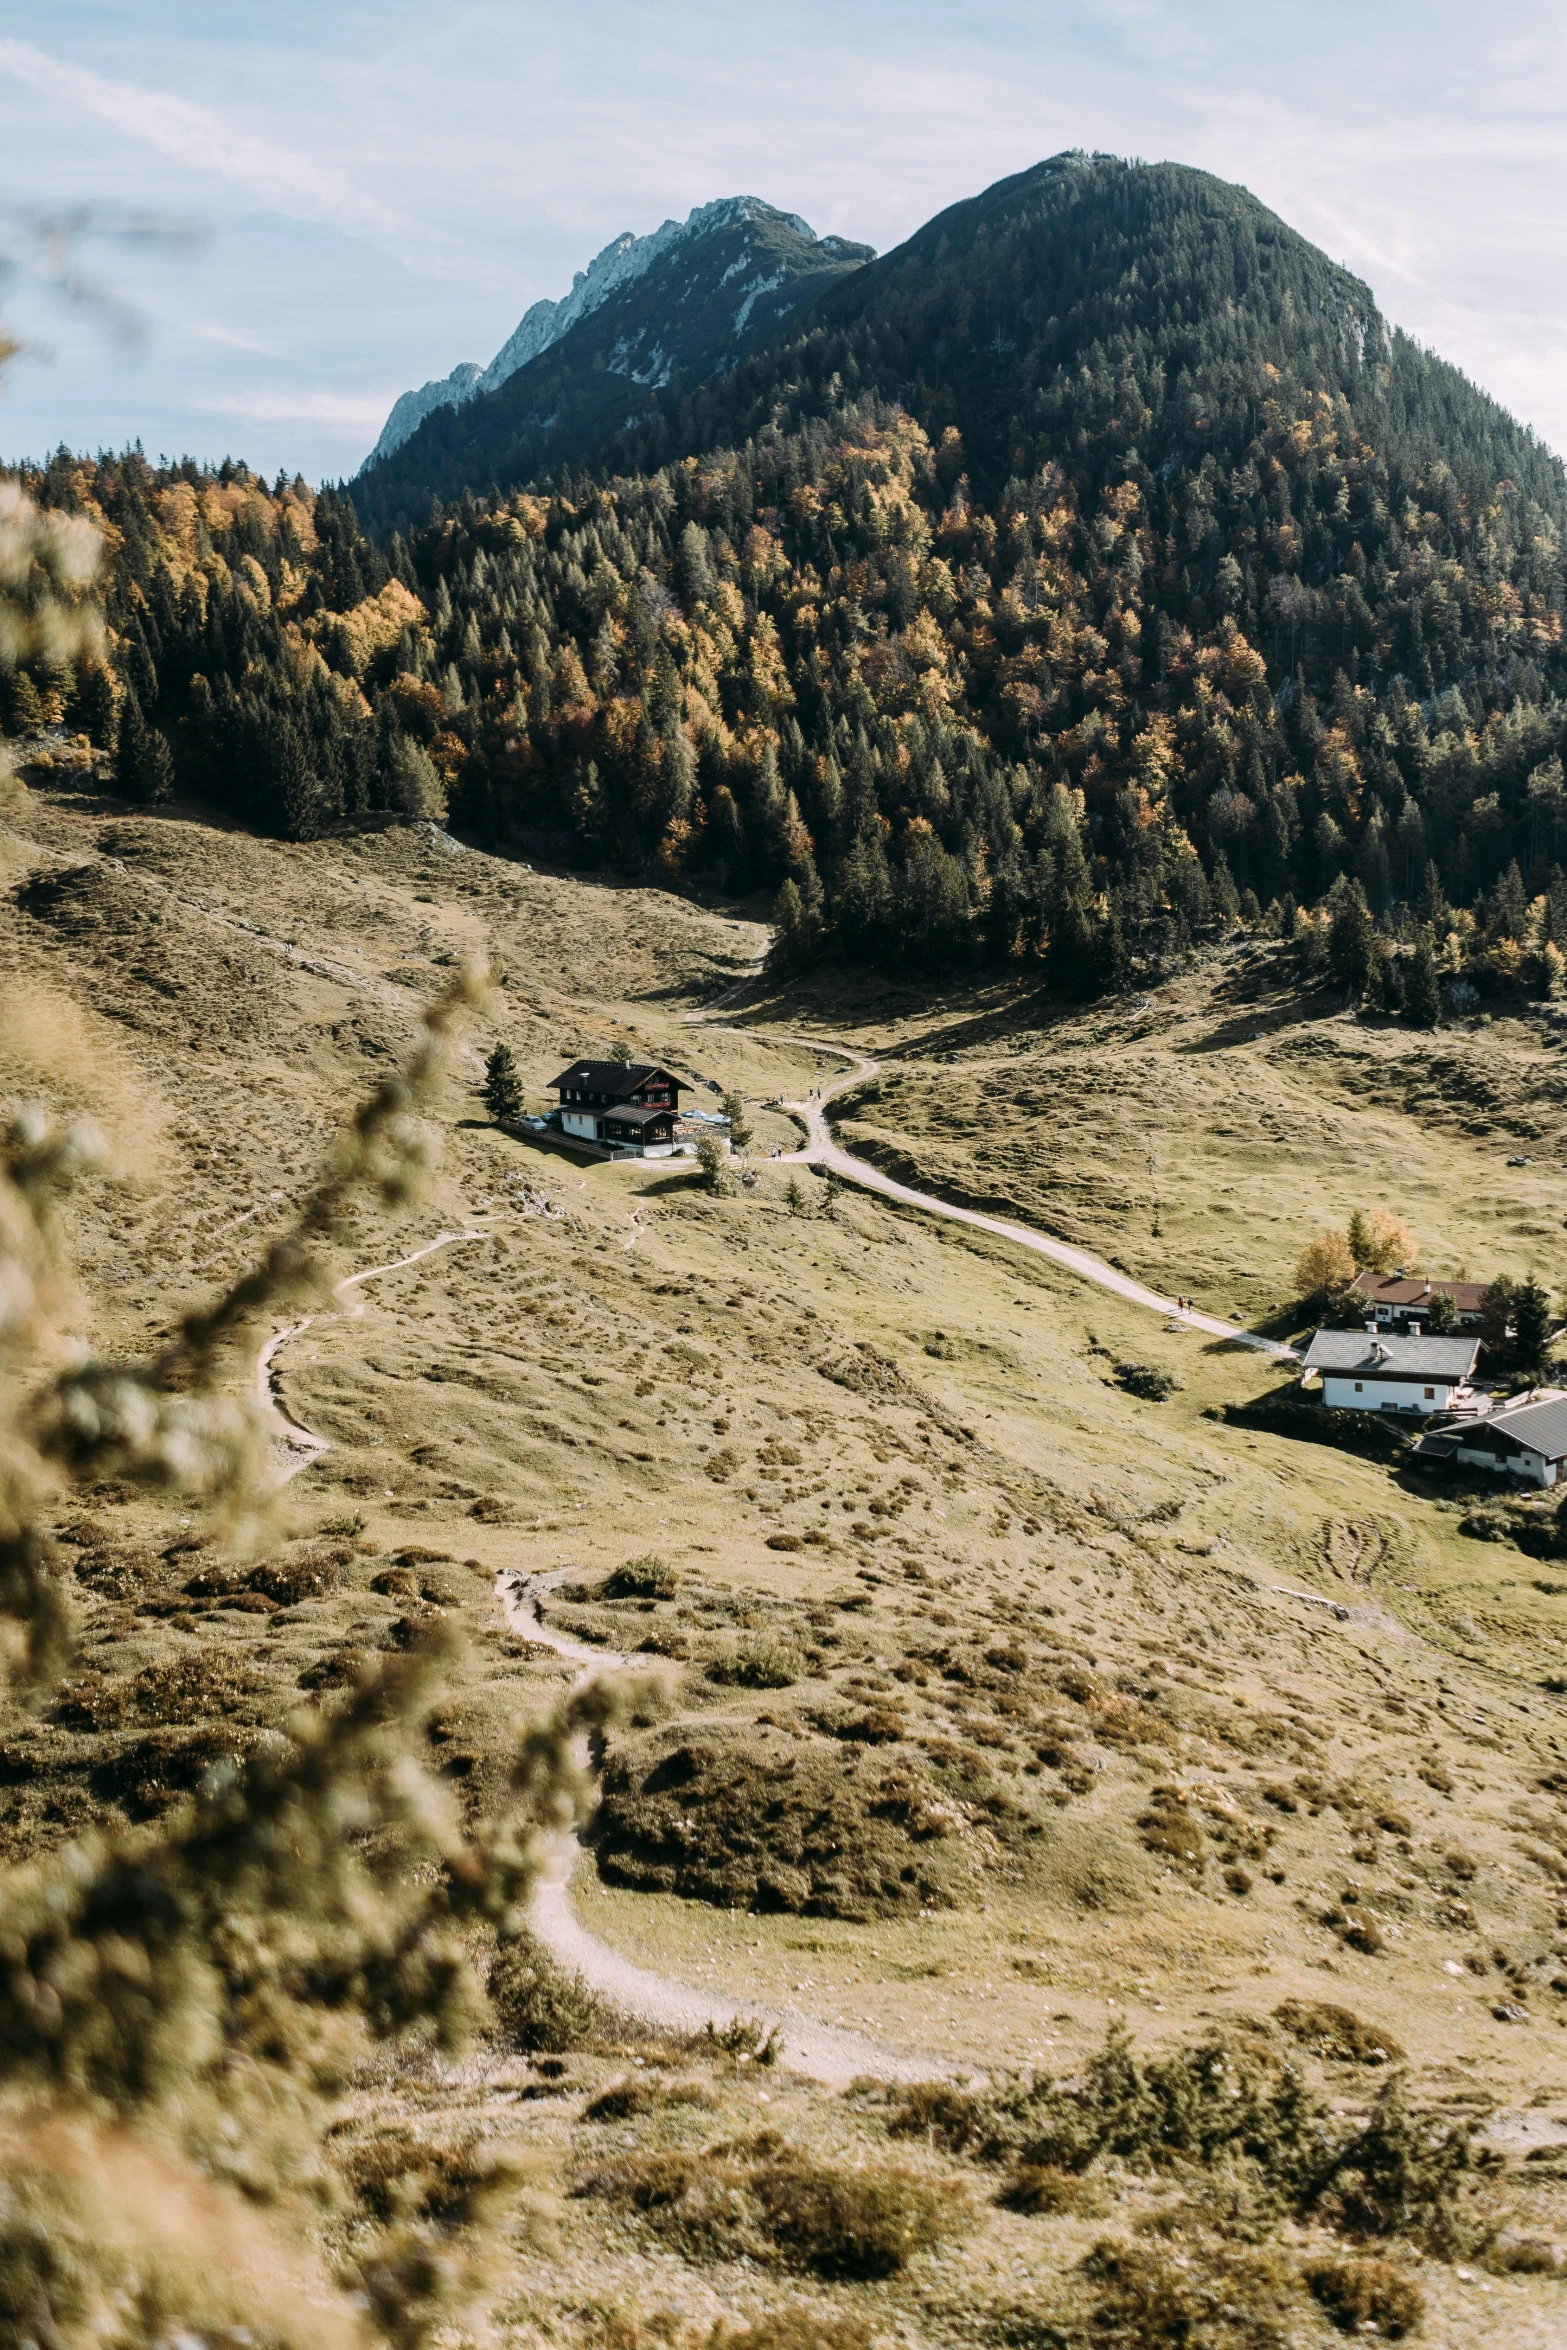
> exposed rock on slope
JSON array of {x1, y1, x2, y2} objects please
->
[{"x1": 363, "y1": 194, "x2": 872, "y2": 467}]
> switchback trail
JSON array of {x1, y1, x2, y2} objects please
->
[
  {"x1": 256, "y1": 1238, "x2": 942, "y2": 2082},
  {"x1": 256, "y1": 1228, "x2": 482, "y2": 1485},
  {"x1": 689, "y1": 1016, "x2": 1294, "y2": 1359},
  {"x1": 500, "y1": 1567, "x2": 946, "y2": 2087}
]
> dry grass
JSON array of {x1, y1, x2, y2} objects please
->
[{"x1": 6, "y1": 783, "x2": 1567, "y2": 2342}]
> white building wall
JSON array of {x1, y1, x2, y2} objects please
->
[
  {"x1": 1321, "y1": 1374, "x2": 1456, "y2": 1413},
  {"x1": 560, "y1": 1110, "x2": 600, "y2": 1139},
  {"x1": 1453, "y1": 1442, "x2": 1558, "y2": 1486}
]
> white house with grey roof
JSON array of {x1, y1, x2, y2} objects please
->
[
  {"x1": 1300, "y1": 1328, "x2": 1481, "y2": 1415},
  {"x1": 1418, "y1": 1391, "x2": 1567, "y2": 1486}
]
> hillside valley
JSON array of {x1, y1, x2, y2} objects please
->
[
  {"x1": 13, "y1": 135, "x2": 1567, "y2": 2350},
  {"x1": 6, "y1": 767, "x2": 1567, "y2": 2343}
]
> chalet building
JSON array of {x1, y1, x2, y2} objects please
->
[
  {"x1": 1417, "y1": 1391, "x2": 1567, "y2": 1486},
  {"x1": 1348, "y1": 1271, "x2": 1486, "y2": 1330},
  {"x1": 549, "y1": 1060, "x2": 683, "y2": 1157},
  {"x1": 1301, "y1": 1327, "x2": 1481, "y2": 1415}
]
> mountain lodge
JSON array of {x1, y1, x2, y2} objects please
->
[{"x1": 549, "y1": 1059, "x2": 683, "y2": 1156}]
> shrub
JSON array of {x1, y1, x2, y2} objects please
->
[
  {"x1": 574, "y1": 2133, "x2": 971, "y2": 2275},
  {"x1": 1114, "y1": 1362, "x2": 1182, "y2": 1402},
  {"x1": 887, "y1": 2081, "x2": 983, "y2": 2153},
  {"x1": 1302, "y1": 2254, "x2": 1425, "y2": 2336},
  {"x1": 1075, "y1": 2237, "x2": 1308, "y2": 2346},
  {"x1": 335, "y1": 2122, "x2": 522, "y2": 2228},
  {"x1": 707, "y1": 1636, "x2": 805, "y2": 1688},
  {"x1": 1274, "y1": 2001, "x2": 1405, "y2": 2066},
  {"x1": 582, "y1": 2074, "x2": 718, "y2": 2122},
  {"x1": 603, "y1": 1553, "x2": 678, "y2": 1601},
  {"x1": 752, "y1": 2155, "x2": 972, "y2": 2278},
  {"x1": 998, "y1": 2164, "x2": 1107, "y2": 2215},
  {"x1": 488, "y1": 1933, "x2": 625, "y2": 2053},
  {"x1": 1310, "y1": 2074, "x2": 1485, "y2": 2258},
  {"x1": 590, "y1": 1732, "x2": 966, "y2": 1917}
]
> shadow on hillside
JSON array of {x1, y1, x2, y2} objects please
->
[{"x1": 1175, "y1": 987, "x2": 1340, "y2": 1054}]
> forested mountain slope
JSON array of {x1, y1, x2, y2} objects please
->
[{"x1": 12, "y1": 153, "x2": 1567, "y2": 1003}]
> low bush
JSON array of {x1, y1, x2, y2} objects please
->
[
  {"x1": 998, "y1": 2164, "x2": 1107, "y2": 2216},
  {"x1": 1302, "y1": 2254, "x2": 1425, "y2": 2336},
  {"x1": 1274, "y1": 2000, "x2": 1405, "y2": 2066},
  {"x1": 487, "y1": 1932, "x2": 627, "y2": 2054},
  {"x1": 1211, "y1": 1398, "x2": 1412, "y2": 1463},
  {"x1": 886, "y1": 2025, "x2": 1487, "y2": 2262},
  {"x1": 1073, "y1": 2237, "x2": 1308, "y2": 2347},
  {"x1": 707, "y1": 1636, "x2": 805, "y2": 1689},
  {"x1": 335, "y1": 2122, "x2": 522, "y2": 2229},
  {"x1": 590, "y1": 1731, "x2": 967, "y2": 1917},
  {"x1": 1114, "y1": 1362, "x2": 1182, "y2": 1402},
  {"x1": 582, "y1": 2073, "x2": 718, "y2": 2122},
  {"x1": 604, "y1": 1553, "x2": 678, "y2": 1601},
  {"x1": 575, "y1": 2130, "x2": 972, "y2": 2277}
]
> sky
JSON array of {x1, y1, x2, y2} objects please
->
[{"x1": 2, "y1": 1, "x2": 1566, "y2": 483}]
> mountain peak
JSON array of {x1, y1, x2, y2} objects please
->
[{"x1": 363, "y1": 197, "x2": 871, "y2": 468}]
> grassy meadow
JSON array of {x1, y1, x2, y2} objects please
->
[{"x1": 6, "y1": 771, "x2": 1567, "y2": 2343}]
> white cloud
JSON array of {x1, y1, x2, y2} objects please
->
[
  {"x1": 195, "y1": 387, "x2": 395, "y2": 437},
  {"x1": 0, "y1": 37, "x2": 407, "y2": 248},
  {"x1": 192, "y1": 322, "x2": 275, "y2": 355}
]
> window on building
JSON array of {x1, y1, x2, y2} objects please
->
[
  {"x1": 1424, "y1": 1387, "x2": 1434, "y2": 1400},
  {"x1": 1354, "y1": 1381, "x2": 1363, "y2": 1393}
]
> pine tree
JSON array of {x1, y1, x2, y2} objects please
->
[
  {"x1": 722, "y1": 1090, "x2": 753, "y2": 1150},
  {"x1": 1346, "y1": 1209, "x2": 1373, "y2": 1269},
  {"x1": 1327, "y1": 880, "x2": 1375, "y2": 999},
  {"x1": 1405, "y1": 935, "x2": 1441, "y2": 1029},
  {"x1": 1514, "y1": 1275, "x2": 1552, "y2": 1373},
  {"x1": 112, "y1": 685, "x2": 173, "y2": 805},
  {"x1": 483, "y1": 1042, "x2": 524, "y2": 1124},
  {"x1": 785, "y1": 1171, "x2": 808, "y2": 1215},
  {"x1": 277, "y1": 725, "x2": 321, "y2": 841}
]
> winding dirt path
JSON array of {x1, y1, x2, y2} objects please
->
[
  {"x1": 255, "y1": 1228, "x2": 482, "y2": 1485},
  {"x1": 499, "y1": 1567, "x2": 945, "y2": 2086},
  {"x1": 694, "y1": 1019, "x2": 1293, "y2": 1358},
  {"x1": 256, "y1": 1234, "x2": 941, "y2": 2081}
]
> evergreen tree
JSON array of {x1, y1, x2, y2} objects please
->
[
  {"x1": 1405, "y1": 936, "x2": 1441, "y2": 1029},
  {"x1": 73, "y1": 663, "x2": 117, "y2": 748},
  {"x1": 112, "y1": 685, "x2": 173, "y2": 805},
  {"x1": 722, "y1": 1090, "x2": 753, "y2": 1150},
  {"x1": 1514, "y1": 1275, "x2": 1552, "y2": 1373},
  {"x1": 1327, "y1": 880, "x2": 1375, "y2": 1000},
  {"x1": 785, "y1": 1171, "x2": 809, "y2": 1215},
  {"x1": 1479, "y1": 1276, "x2": 1518, "y2": 1355},
  {"x1": 483, "y1": 1043, "x2": 524, "y2": 1124},
  {"x1": 277, "y1": 725, "x2": 322, "y2": 841},
  {"x1": 1346, "y1": 1210, "x2": 1373, "y2": 1270}
]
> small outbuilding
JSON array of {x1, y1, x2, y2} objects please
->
[
  {"x1": 1300, "y1": 1327, "x2": 1481, "y2": 1415},
  {"x1": 1417, "y1": 1391, "x2": 1567, "y2": 1486}
]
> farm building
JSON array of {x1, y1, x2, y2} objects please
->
[
  {"x1": 1348, "y1": 1272, "x2": 1487, "y2": 1330},
  {"x1": 1417, "y1": 1392, "x2": 1567, "y2": 1486},
  {"x1": 1300, "y1": 1327, "x2": 1481, "y2": 1415},
  {"x1": 549, "y1": 1059, "x2": 682, "y2": 1156}
]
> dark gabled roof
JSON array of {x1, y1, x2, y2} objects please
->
[
  {"x1": 599, "y1": 1101, "x2": 676, "y2": 1127},
  {"x1": 1468, "y1": 1391, "x2": 1567, "y2": 1461},
  {"x1": 1302, "y1": 1329, "x2": 1480, "y2": 1380},
  {"x1": 548, "y1": 1059, "x2": 678, "y2": 1099},
  {"x1": 1350, "y1": 1271, "x2": 1487, "y2": 1312}
]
